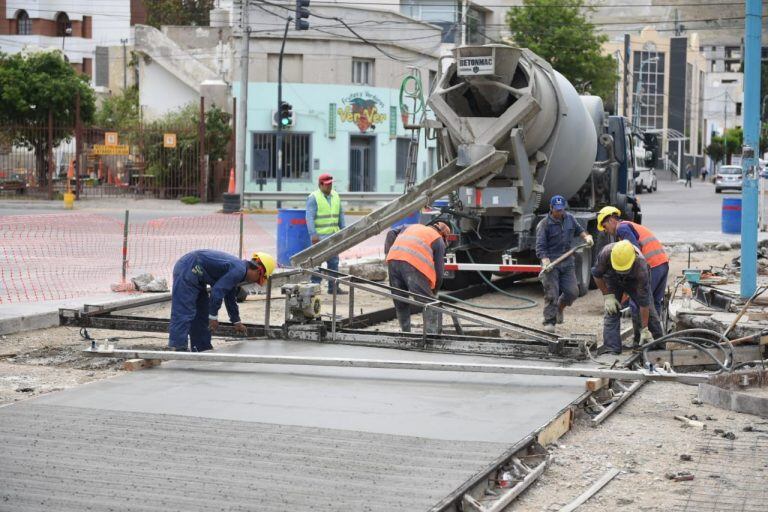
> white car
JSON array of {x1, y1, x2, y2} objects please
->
[
  {"x1": 714, "y1": 165, "x2": 743, "y2": 193},
  {"x1": 634, "y1": 168, "x2": 658, "y2": 194}
]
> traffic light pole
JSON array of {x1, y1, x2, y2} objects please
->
[{"x1": 276, "y1": 16, "x2": 292, "y2": 209}]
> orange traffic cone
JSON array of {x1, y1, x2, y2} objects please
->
[
  {"x1": 227, "y1": 168, "x2": 236, "y2": 194},
  {"x1": 98, "y1": 160, "x2": 104, "y2": 181},
  {"x1": 66, "y1": 160, "x2": 75, "y2": 193}
]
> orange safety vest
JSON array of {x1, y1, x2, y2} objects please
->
[
  {"x1": 620, "y1": 221, "x2": 669, "y2": 268},
  {"x1": 386, "y1": 224, "x2": 441, "y2": 288}
]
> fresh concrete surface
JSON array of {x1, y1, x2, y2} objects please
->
[{"x1": 0, "y1": 339, "x2": 587, "y2": 510}]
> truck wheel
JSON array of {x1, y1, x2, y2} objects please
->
[{"x1": 574, "y1": 246, "x2": 593, "y2": 297}]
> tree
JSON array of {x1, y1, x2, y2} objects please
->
[
  {"x1": 505, "y1": 0, "x2": 617, "y2": 101},
  {"x1": 95, "y1": 86, "x2": 140, "y2": 131},
  {"x1": 704, "y1": 139, "x2": 724, "y2": 166},
  {"x1": 0, "y1": 49, "x2": 95, "y2": 185},
  {"x1": 145, "y1": 0, "x2": 215, "y2": 28}
]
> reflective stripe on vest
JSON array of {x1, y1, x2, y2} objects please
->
[
  {"x1": 311, "y1": 189, "x2": 341, "y2": 235},
  {"x1": 386, "y1": 224, "x2": 441, "y2": 288},
  {"x1": 621, "y1": 221, "x2": 669, "y2": 268}
]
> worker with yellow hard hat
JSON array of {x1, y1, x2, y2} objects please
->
[
  {"x1": 168, "y1": 250, "x2": 276, "y2": 352},
  {"x1": 591, "y1": 240, "x2": 663, "y2": 355},
  {"x1": 598, "y1": 206, "x2": 669, "y2": 347}
]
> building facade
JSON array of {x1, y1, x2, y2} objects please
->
[
  {"x1": 135, "y1": 4, "x2": 441, "y2": 197},
  {"x1": 605, "y1": 28, "x2": 708, "y2": 176}
]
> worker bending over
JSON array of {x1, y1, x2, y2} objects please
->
[
  {"x1": 598, "y1": 206, "x2": 669, "y2": 344},
  {"x1": 168, "y1": 250, "x2": 275, "y2": 352},
  {"x1": 306, "y1": 173, "x2": 347, "y2": 294},
  {"x1": 384, "y1": 222, "x2": 451, "y2": 333},
  {"x1": 535, "y1": 195, "x2": 594, "y2": 332},
  {"x1": 592, "y1": 241, "x2": 663, "y2": 355}
]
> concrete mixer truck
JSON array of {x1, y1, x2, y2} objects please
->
[{"x1": 292, "y1": 44, "x2": 643, "y2": 293}]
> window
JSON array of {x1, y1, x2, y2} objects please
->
[
  {"x1": 352, "y1": 58, "x2": 374, "y2": 86},
  {"x1": 632, "y1": 51, "x2": 665, "y2": 130},
  {"x1": 95, "y1": 47, "x2": 109, "y2": 87},
  {"x1": 252, "y1": 132, "x2": 311, "y2": 180},
  {"x1": 396, "y1": 138, "x2": 410, "y2": 181},
  {"x1": 56, "y1": 12, "x2": 70, "y2": 37},
  {"x1": 16, "y1": 10, "x2": 31, "y2": 35},
  {"x1": 736, "y1": 102, "x2": 742, "y2": 116},
  {"x1": 466, "y1": 5, "x2": 486, "y2": 45},
  {"x1": 400, "y1": 0, "x2": 458, "y2": 43}
]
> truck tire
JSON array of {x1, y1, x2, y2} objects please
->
[{"x1": 574, "y1": 246, "x2": 593, "y2": 297}]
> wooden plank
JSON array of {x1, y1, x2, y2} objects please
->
[
  {"x1": 585, "y1": 378, "x2": 608, "y2": 392},
  {"x1": 559, "y1": 468, "x2": 621, "y2": 512},
  {"x1": 645, "y1": 345, "x2": 762, "y2": 367},
  {"x1": 537, "y1": 408, "x2": 572, "y2": 446},
  {"x1": 123, "y1": 358, "x2": 162, "y2": 371}
]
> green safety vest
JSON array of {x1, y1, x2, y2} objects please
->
[{"x1": 312, "y1": 189, "x2": 341, "y2": 235}]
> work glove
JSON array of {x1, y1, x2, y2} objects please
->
[
  {"x1": 584, "y1": 234, "x2": 594, "y2": 247},
  {"x1": 208, "y1": 319, "x2": 219, "y2": 333},
  {"x1": 639, "y1": 327, "x2": 653, "y2": 345},
  {"x1": 603, "y1": 294, "x2": 621, "y2": 315},
  {"x1": 311, "y1": 235, "x2": 320, "y2": 244},
  {"x1": 233, "y1": 322, "x2": 248, "y2": 335},
  {"x1": 541, "y1": 258, "x2": 551, "y2": 270}
]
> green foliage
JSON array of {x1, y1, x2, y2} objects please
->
[
  {"x1": 0, "y1": 49, "x2": 96, "y2": 183},
  {"x1": 145, "y1": 0, "x2": 215, "y2": 28},
  {"x1": 505, "y1": 0, "x2": 617, "y2": 101},
  {"x1": 95, "y1": 86, "x2": 140, "y2": 131},
  {"x1": 709, "y1": 127, "x2": 743, "y2": 164},
  {"x1": 704, "y1": 139, "x2": 725, "y2": 165},
  {"x1": 180, "y1": 195, "x2": 201, "y2": 204}
]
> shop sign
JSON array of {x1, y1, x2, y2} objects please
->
[{"x1": 337, "y1": 92, "x2": 387, "y2": 133}]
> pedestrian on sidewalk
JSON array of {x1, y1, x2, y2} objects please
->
[
  {"x1": 684, "y1": 164, "x2": 693, "y2": 187},
  {"x1": 384, "y1": 221, "x2": 451, "y2": 334},
  {"x1": 700, "y1": 165, "x2": 708, "y2": 182},
  {"x1": 592, "y1": 241, "x2": 663, "y2": 355},
  {"x1": 168, "y1": 250, "x2": 275, "y2": 351},
  {"x1": 535, "y1": 195, "x2": 594, "y2": 333},
  {"x1": 306, "y1": 173, "x2": 347, "y2": 294},
  {"x1": 598, "y1": 206, "x2": 669, "y2": 347}
]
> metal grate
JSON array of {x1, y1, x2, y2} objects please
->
[
  {"x1": 677, "y1": 433, "x2": 768, "y2": 511},
  {"x1": 252, "y1": 132, "x2": 311, "y2": 180}
]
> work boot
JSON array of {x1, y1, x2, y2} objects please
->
[
  {"x1": 556, "y1": 309, "x2": 564, "y2": 324},
  {"x1": 543, "y1": 323, "x2": 556, "y2": 333},
  {"x1": 166, "y1": 346, "x2": 188, "y2": 352},
  {"x1": 595, "y1": 345, "x2": 621, "y2": 356}
]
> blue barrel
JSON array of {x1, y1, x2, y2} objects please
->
[
  {"x1": 721, "y1": 198, "x2": 742, "y2": 234},
  {"x1": 391, "y1": 210, "x2": 420, "y2": 229},
  {"x1": 277, "y1": 209, "x2": 311, "y2": 266}
]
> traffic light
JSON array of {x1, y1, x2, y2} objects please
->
[
  {"x1": 295, "y1": 0, "x2": 310, "y2": 31},
  {"x1": 278, "y1": 101, "x2": 293, "y2": 128}
]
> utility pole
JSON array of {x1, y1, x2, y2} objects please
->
[
  {"x1": 120, "y1": 38, "x2": 128, "y2": 90},
  {"x1": 623, "y1": 34, "x2": 630, "y2": 118},
  {"x1": 460, "y1": 0, "x2": 468, "y2": 46},
  {"x1": 235, "y1": 0, "x2": 250, "y2": 210},
  {"x1": 723, "y1": 91, "x2": 728, "y2": 163},
  {"x1": 276, "y1": 17, "x2": 291, "y2": 209},
  {"x1": 740, "y1": 0, "x2": 762, "y2": 298}
]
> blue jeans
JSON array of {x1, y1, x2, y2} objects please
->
[
  {"x1": 169, "y1": 254, "x2": 212, "y2": 352},
  {"x1": 542, "y1": 259, "x2": 578, "y2": 324},
  {"x1": 629, "y1": 262, "x2": 669, "y2": 342},
  {"x1": 310, "y1": 233, "x2": 340, "y2": 291}
]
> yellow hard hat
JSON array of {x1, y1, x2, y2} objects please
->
[
  {"x1": 597, "y1": 206, "x2": 622, "y2": 231},
  {"x1": 610, "y1": 240, "x2": 636, "y2": 272},
  {"x1": 251, "y1": 252, "x2": 276, "y2": 277}
]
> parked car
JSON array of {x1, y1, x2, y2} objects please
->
[
  {"x1": 715, "y1": 165, "x2": 743, "y2": 193},
  {"x1": 634, "y1": 167, "x2": 657, "y2": 193}
]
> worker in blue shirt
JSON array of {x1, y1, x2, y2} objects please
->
[
  {"x1": 535, "y1": 195, "x2": 594, "y2": 332},
  {"x1": 168, "y1": 250, "x2": 275, "y2": 352},
  {"x1": 306, "y1": 173, "x2": 347, "y2": 294}
]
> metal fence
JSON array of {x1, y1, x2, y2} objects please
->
[{"x1": 0, "y1": 100, "x2": 233, "y2": 201}]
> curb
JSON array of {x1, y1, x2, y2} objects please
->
[{"x1": 0, "y1": 292, "x2": 171, "y2": 336}]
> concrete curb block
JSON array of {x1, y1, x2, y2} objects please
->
[
  {"x1": 0, "y1": 293, "x2": 171, "y2": 336},
  {"x1": 698, "y1": 383, "x2": 768, "y2": 419}
]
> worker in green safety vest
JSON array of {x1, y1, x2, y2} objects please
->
[{"x1": 305, "y1": 173, "x2": 347, "y2": 294}]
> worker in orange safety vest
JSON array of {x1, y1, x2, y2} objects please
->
[{"x1": 384, "y1": 221, "x2": 451, "y2": 334}]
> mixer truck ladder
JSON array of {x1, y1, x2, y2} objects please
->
[
  {"x1": 291, "y1": 149, "x2": 508, "y2": 269},
  {"x1": 400, "y1": 68, "x2": 427, "y2": 191}
]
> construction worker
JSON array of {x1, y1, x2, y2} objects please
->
[
  {"x1": 168, "y1": 250, "x2": 275, "y2": 352},
  {"x1": 384, "y1": 221, "x2": 451, "y2": 334},
  {"x1": 535, "y1": 195, "x2": 594, "y2": 332},
  {"x1": 592, "y1": 241, "x2": 663, "y2": 355},
  {"x1": 306, "y1": 173, "x2": 347, "y2": 294},
  {"x1": 598, "y1": 206, "x2": 669, "y2": 345}
]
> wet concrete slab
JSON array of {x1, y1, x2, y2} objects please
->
[
  {"x1": 34, "y1": 339, "x2": 586, "y2": 443},
  {"x1": 0, "y1": 340, "x2": 589, "y2": 511}
]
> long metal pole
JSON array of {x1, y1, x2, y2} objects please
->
[
  {"x1": 235, "y1": 0, "x2": 250, "y2": 210},
  {"x1": 83, "y1": 348, "x2": 712, "y2": 383},
  {"x1": 276, "y1": 17, "x2": 291, "y2": 209},
  {"x1": 741, "y1": 0, "x2": 762, "y2": 298},
  {"x1": 121, "y1": 209, "x2": 130, "y2": 283}
]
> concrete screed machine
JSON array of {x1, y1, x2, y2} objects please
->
[{"x1": 292, "y1": 44, "x2": 642, "y2": 293}]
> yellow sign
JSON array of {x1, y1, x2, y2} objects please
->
[
  {"x1": 92, "y1": 144, "x2": 129, "y2": 156},
  {"x1": 163, "y1": 133, "x2": 177, "y2": 148},
  {"x1": 104, "y1": 132, "x2": 119, "y2": 146}
]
